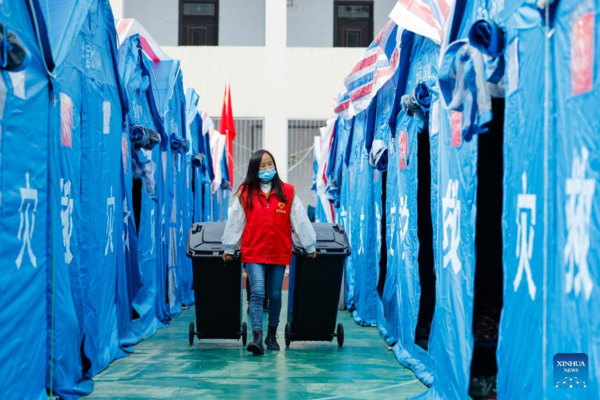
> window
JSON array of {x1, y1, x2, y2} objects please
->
[
  {"x1": 179, "y1": 0, "x2": 219, "y2": 46},
  {"x1": 334, "y1": 1, "x2": 373, "y2": 48}
]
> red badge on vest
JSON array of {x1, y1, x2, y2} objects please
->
[
  {"x1": 572, "y1": 11, "x2": 594, "y2": 96},
  {"x1": 277, "y1": 202, "x2": 286, "y2": 213}
]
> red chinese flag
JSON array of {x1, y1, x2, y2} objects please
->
[{"x1": 219, "y1": 79, "x2": 236, "y2": 187}]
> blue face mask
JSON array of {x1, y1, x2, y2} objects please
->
[{"x1": 258, "y1": 168, "x2": 277, "y2": 182}]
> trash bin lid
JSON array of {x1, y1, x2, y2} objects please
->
[
  {"x1": 293, "y1": 223, "x2": 350, "y2": 256},
  {"x1": 201, "y1": 222, "x2": 226, "y2": 243},
  {"x1": 187, "y1": 222, "x2": 239, "y2": 257}
]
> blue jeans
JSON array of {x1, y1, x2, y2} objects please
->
[{"x1": 246, "y1": 263, "x2": 286, "y2": 332}]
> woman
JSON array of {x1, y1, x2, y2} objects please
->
[{"x1": 222, "y1": 150, "x2": 316, "y2": 355}]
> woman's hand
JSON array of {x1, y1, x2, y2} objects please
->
[
  {"x1": 222, "y1": 253, "x2": 234, "y2": 262},
  {"x1": 308, "y1": 251, "x2": 317, "y2": 259}
]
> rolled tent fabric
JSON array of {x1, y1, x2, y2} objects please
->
[
  {"x1": 551, "y1": 0, "x2": 600, "y2": 397},
  {"x1": 468, "y1": 19, "x2": 506, "y2": 58},
  {"x1": 0, "y1": 2, "x2": 49, "y2": 398}
]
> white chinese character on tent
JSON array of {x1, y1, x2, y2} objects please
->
[
  {"x1": 358, "y1": 207, "x2": 365, "y2": 255},
  {"x1": 16, "y1": 172, "x2": 38, "y2": 269},
  {"x1": 514, "y1": 172, "x2": 537, "y2": 301},
  {"x1": 398, "y1": 195, "x2": 410, "y2": 260},
  {"x1": 564, "y1": 147, "x2": 596, "y2": 301},
  {"x1": 123, "y1": 197, "x2": 130, "y2": 254},
  {"x1": 105, "y1": 186, "x2": 115, "y2": 256},
  {"x1": 60, "y1": 178, "x2": 74, "y2": 264},
  {"x1": 442, "y1": 179, "x2": 461, "y2": 274},
  {"x1": 389, "y1": 205, "x2": 396, "y2": 257}
]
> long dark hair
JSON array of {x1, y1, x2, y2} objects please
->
[{"x1": 239, "y1": 149, "x2": 288, "y2": 210}]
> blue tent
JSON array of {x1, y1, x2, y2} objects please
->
[
  {"x1": 414, "y1": 1, "x2": 481, "y2": 397},
  {"x1": 382, "y1": 33, "x2": 440, "y2": 387},
  {"x1": 150, "y1": 59, "x2": 186, "y2": 321},
  {"x1": 472, "y1": 2, "x2": 548, "y2": 398},
  {"x1": 173, "y1": 87, "x2": 197, "y2": 307},
  {"x1": 0, "y1": 2, "x2": 50, "y2": 398},
  {"x1": 346, "y1": 110, "x2": 379, "y2": 326},
  {"x1": 117, "y1": 32, "x2": 167, "y2": 341},
  {"x1": 41, "y1": 0, "x2": 131, "y2": 383},
  {"x1": 550, "y1": 0, "x2": 600, "y2": 396},
  {"x1": 335, "y1": 117, "x2": 357, "y2": 307},
  {"x1": 492, "y1": 0, "x2": 599, "y2": 397}
]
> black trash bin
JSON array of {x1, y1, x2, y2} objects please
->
[
  {"x1": 186, "y1": 222, "x2": 247, "y2": 346},
  {"x1": 286, "y1": 223, "x2": 351, "y2": 348}
]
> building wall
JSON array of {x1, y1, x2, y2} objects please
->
[
  {"x1": 219, "y1": 0, "x2": 265, "y2": 46},
  {"x1": 120, "y1": 0, "x2": 265, "y2": 46},
  {"x1": 374, "y1": 0, "x2": 398, "y2": 32},
  {"x1": 123, "y1": 0, "x2": 179, "y2": 46},
  {"x1": 119, "y1": 0, "x2": 398, "y2": 48},
  {"x1": 287, "y1": 0, "x2": 333, "y2": 47},
  {"x1": 287, "y1": 0, "x2": 398, "y2": 47},
  {"x1": 163, "y1": 46, "x2": 363, "y2": 119}
]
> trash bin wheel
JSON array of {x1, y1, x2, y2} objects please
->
[
  {"x1": 189, "y1": 322, "x2": 195, "y2": 346},
  {"x1": 242, "y1": 322, "x2": 248, "y2": 346},
  {"x1": 337, "y1": 323, "x2": 344, "y2": 347},
  {"x1": 285, "y1": 322, "x2": 292, "y2": 348}
]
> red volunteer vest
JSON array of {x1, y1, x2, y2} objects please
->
[{"x1": 239, "y1": 183, "x2": 295, "y2": 265}]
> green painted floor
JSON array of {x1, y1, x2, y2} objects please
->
[{"x1": 89, "y1": 291, "x2": 427, "y2": 399}]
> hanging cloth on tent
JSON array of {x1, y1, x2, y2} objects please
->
[{"x1": 438, "y1": 39, "x2": 502, "y2": 142}]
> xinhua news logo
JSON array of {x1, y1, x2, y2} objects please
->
[{"x1": 554, "y1": 353, "x2": 588, "y2": 389}]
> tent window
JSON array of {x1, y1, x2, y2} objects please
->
[
  {"x1": 415, "y1": 126, "x2": 436, "y2": 350},
  {"x1": 334, "y1": 1, "x2": 373, "y2": 48},
  {"x1": 179, "y1": 0, "x2": 219, "y2": 46},
  {"x1": 131, "y1": 177, "x2": 143, "y2": 321},
  {"x1": 469, "y1": 98, "x2": 505, "y2": 398}
]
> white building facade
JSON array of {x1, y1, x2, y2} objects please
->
[{"x1": 110, "y1": 0, "x2": 397, "y2": 205}]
